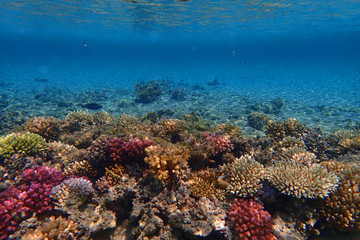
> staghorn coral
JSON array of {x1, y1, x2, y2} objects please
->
[
  {"x1": 95, "y1": 164, "x2": 125, "y2": 192},
  {"x1": 145, "y1": 145, "x2": 189, "y2": 183},
  {"x1": 91, "y1": 111, "x2": 115, "y2": 126},
  {"x1": 328, "y1": 129, "x2": 360, "y2": 155},
  {"x1": 20, "y1": 215, "x2": 84, "y2": 240},
  {"x1": 51, "y1": 177, "x2": 95, "y2": 208},
  {"x1": 228, "y1": 198, "x2": 276, "y2": 240},
  {"x1": 220, "y1": 155, "x2": 265, "y2": 197},
  {"x1": 0, "y1": 132, "x2": 47, "y2": 159},
  {"x1": 317, "y1": 162, "x2": 360, "y2": 230},
  {"x1": 267, "y1": 160, "x2": 339, "y2": 199},
  {"x1": 24, "y1": 116, "x2": 60, "y2": 141}
]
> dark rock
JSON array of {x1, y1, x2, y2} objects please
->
[{"x1": 82, "y1": 103, "x2": 103, "y2": 110}]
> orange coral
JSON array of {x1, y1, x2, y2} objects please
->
[{"x1": 144, "y1": 144, "x2": 189, "y2": 183}]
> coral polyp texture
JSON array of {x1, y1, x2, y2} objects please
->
[
  {"x1": 0, "y1": 132, "x2": 47, "y2": 159},
  {"x1": 24, "y1": 116, "x2": 60, "y2": 141},
  {"x1": 267, "y1": 160, "x2": 339, "y2": 199},
  {"x1": 228, "y1": 198, "x2": 276, "y2": 240},
  {"x1": 0, "y1": 166, "x2": 64, "y2": 239},
  {"x1": 317, "y1": 162, "x2": 360, "y2": 230},
  {"x1": 108, "y1": 137, "x2": 155, "y2": 162},
  {"x1": 144, "y1": 144, "x2": 189, "y2": 183},
  {"x1": 220, "y1": 155, "x2": 265, "y2": 197}
]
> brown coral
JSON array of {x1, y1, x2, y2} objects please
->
[
  {"x1": 151, "y1": 118, "x2": 187, "y2": 143},
  {"x1": 220, "y1": 155, "x2": 265, "y2": 197},
  {"x1": 317, "y1": 162, "x2": 360, "y2": 230},
  {"x1": 188, "y1": 168, "x2": 225, "y2": 200},
  {"x1": 144, "y1": 145, "x2": 189, "y2": 183},
  {"x1": 20, "y1": 216, "x2": 84, "y2": 240},
  {"x1": 267, "y1": 160, "x2": 339, "y2": 199},
  {"x1": 24, "y1": 116, "x2": 60, "y2": 141}
]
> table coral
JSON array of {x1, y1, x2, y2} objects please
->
[
  {"x1": 0, "y1": 132, "x2": 47, "y2": 159},
  {"x1": 220, "y1": 155, "x2": 265, "y2": 197},
  {"x1": 228, "y1": 198, "x2": 276, "y2": 240},
  {"x1": 267, "y1": 160, "x2": 339, "y2": 199}
]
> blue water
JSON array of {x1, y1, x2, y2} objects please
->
[{"x1": 0, "y1": 0, "x2": 360, "y2": 130}]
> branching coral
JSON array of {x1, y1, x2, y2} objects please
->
[
  {"x1": 51, "y1": 177, "x2": 95, "y2": 208},
  {"x1": 247, "y1": 112, "x2": 271, "y2": 131},
  {"x1": 267, "y1": 118, "x2": 306, "y2": 141},
  {"x1": 228, "y1": 198, "x2": 276, "y2": 240},
  {"x1": 188, "y1": 168, "x2": 225, "y2": 200},
  {"x1": 0, "y1": 132, "x2": 47, "y2": 159},
  {"x1": 24, "y1": 116, "x2": 60, "y2": 141},
  {"x1": 145, "y1": 145, "x2": 189, "y2": 183},
  {"x1": 151, "y1": 118, "x2": 187, "y2": 143},
  {"x1": 203, "y1": 132, "x2": 233, "y2": 156},
  {"x1": 267, "y1": 160, "x2": 339, "y2": 199},
  {"x1": 220, "y1": 155, "x2": 265, "y2": 197}
]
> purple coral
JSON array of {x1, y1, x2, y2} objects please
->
[
  {"x1": 0, "y1": 166, "x2": 64, "y2": 239},
  {"x1": 108, "y1": 137, "x2": 155, "y2": 162}
]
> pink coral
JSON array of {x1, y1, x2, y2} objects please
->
[
  {"x1": 108, "y1": 137, "x2": 155, "y2": 162},
  {"x1": 203, "y1": 132, "x2": 233, "y2": 155},
  {"x1": 0, "y1": 166, "x2": 64, "y2": 239},
  {"x1": 228, "y1": 198, "x2": 276, "y2": 240}
]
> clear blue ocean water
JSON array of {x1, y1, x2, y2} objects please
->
[
  {"x1": 1, "y1": 1, "x2": 360, "y2": 132},
  {"x1": 0, "y1": 1, "x2": 360, "y2": 239}
]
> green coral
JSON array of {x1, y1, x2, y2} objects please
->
[{"x1": 0, "y1": 132, "x2": 47, "y2": 159}]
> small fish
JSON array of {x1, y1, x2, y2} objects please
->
[
  {"x1": 83, "y1": 41, "x2": 87, "y2": 48},
  {"x1": 232, "y1": 50, "x2": 235, "y2": 56},
  {"x1": 81, "y1": 103, "x2": 102, "y2": 110}
]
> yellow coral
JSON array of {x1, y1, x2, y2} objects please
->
[
  {"x1": 220, "y1": 155, "x2": 265, "y2": 197},
  {"x1": 0, "y1": 132, "x2": 47, "y2": 159},
  {"x1": 145, "y1": 145, "x2": 189, "y2": 183},
  {"x1": 267, "y1": 160, "x2": 339, "y2": 199},
  {"x1": 188, "y1": 169, "x2": 226, "y2": 200}
]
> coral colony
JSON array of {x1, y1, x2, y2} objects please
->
[{"x1": 0, "y1": 112, "x2": 359, "y2": 239}]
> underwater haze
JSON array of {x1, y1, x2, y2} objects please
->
[{"x1": 1, "y1": 0, "x2": 360, "y2": 239}]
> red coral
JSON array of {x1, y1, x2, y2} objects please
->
[
  {"x1": 108, "y1": 137, "x2": 155, "y2": 162},
  {"x1": 228, "y1": 198, "x2": 276, "y2": 240},
  {"x1": 0, "y1": 166, "x2": 64, "y2": 239},
  {"x1": 203, "y1": 132, "x2": 233, "y2": 155}
]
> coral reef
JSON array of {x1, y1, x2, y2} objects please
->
[
  {"x1": 24, "y1": 116, "x2": 60, "y2": 141},
  {"x1": 267, "y1": 160, "x2": 339, "y2": 199},
  {"x1": 0, "y1": 132, "x2": 47, "y2": 159},
  {"x1": 228, "y1": 198, "x2": 276, "y2": 240},
  {"x1": 19, "y1": 216, "x2": 84, "y2": 240},
  {"x1": 108, "y1": 137, "x2": 155, "y2": 162},
  {"x1": 247, "y1": 112, "x2": 271, "y2": 131},
  {"x1": 317, "y1": 162, "x2": 360, "y2": 230},
  {"x1": 0, "y1": 166, "x2": 64, "y2": 238},
  {"x1": 203, "y1": 132, "x2": 233, "y2": 156},
  {"x1": 144, "y1": 144, "x2": 189, "y2": 183},
  {"x1": 220, "y1": 155, "x2": 265, "y2": 197},
  {"x1": 135, "y1": 80, "x2": 162, "y2": 103},
  {"x1": 51, "y1": 177, "x2": 95, "y2": 208}
]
